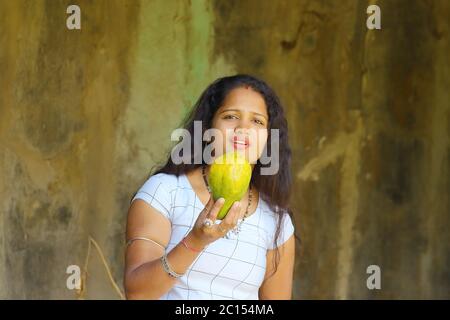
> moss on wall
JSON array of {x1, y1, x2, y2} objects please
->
[{"x1": 0, "y1": 0, "x2": 448, "y2": 299}]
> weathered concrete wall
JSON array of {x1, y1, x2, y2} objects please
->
[{"x1": 0, "y1": 0, "x2": 449, "y2": 299}]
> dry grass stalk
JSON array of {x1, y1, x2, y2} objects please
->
[{"x1": 77, "y1": 236, "x2": 125, "y2": 300}]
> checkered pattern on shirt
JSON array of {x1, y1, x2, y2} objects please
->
[{"x1": 131, "y1": 173, "x2": 293, "y2": 300}]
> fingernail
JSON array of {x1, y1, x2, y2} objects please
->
[
  {"x1": 235, "y1": 202, "x2": 241, "y2": 208},
  {"x1": 218, "y1": 198, "x2": 225, "y2": 203}
]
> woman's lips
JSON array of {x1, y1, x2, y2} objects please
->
[{"x1": 232, "y1": 136, "x2": 250, "y2": 150}]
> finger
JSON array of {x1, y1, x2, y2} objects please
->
[
  {"x1": 217, "y1": 223, "x2": 228, "y2": 234},
  {"x1": 221, "y1": 201, "x2": 240, "y2": 228},
  {"x1": 231, "y1": 201, "x2": 242, "y2": 226},
  {"x1": 207, "y1": 198, "x2": 225, "y2": 220},
  {"x1": 198, "y1": 196, "x2": 215, "y2": 220},
  {"x1": 232, "y1": 204, "x2": 241, "y2": 225},
  {"x1": 201, "y1": 198, "x2": 225, "y2": 231},
  {"x1": 207, "y1": 198, "x2": 225, "y2": 221}
]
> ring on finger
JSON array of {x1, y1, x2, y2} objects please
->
[{"x1": 203, "y1": 218, "x2": 213, "y2": 228}]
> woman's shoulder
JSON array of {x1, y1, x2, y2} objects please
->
[
  {"x1": 257, "y1": 198, "x2": 295, "y2": 249},
  {"x1": 133, "y1": 172, "x2": 181, "y2": 203},
  {"x1": 257, "y1": 198, "x2": 294, "y2": 231},
  {"x1": 148, "y1": 172, "x2": 180, "y2": 188},
  {"x1": 258, "y1": 198, "x2": 288, "y2": 219},
  {"x1": 131, "y1": 172, "x2": 183, "y2": 218}
]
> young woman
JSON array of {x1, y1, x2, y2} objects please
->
[{"x1": 124, "y1": 74, "x2": 296, "y2": 300}]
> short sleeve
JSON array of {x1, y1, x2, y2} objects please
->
[
  {"x1": 267, "y1": 213, "x2": 295, "y2": 250},
  {"x1": 131, "y1": 173, "x2": 174, "y2": 220}
]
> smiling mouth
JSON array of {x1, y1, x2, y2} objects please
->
[{"x1": 232, "y1": 136, "x2": 250, "y2": 149}]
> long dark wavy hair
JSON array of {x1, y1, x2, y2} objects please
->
[{"x1": 135, "y1": 74, "x2": 299, "y2": 277}]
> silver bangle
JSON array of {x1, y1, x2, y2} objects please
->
[
  {"x1": 126, "y1": 237, "x2": 165, "y2": 250},
  {"x1": 160, "y1": 253, "x2": 184, "y2": 278}
]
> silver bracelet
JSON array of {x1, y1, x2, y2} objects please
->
[
  {"x1": 126, "y1": 237, "x2": 165, "y2": 250},
  {"x1": 160, "y1": 253, "x2": 184, "y2": 278}
]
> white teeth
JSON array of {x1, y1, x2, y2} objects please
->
[{"x1": 234, "y1": 141, "x2": 247, "y2": 145}]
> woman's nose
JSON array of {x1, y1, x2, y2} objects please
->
[{"x1": 235, "y1": 118, "x2": 252, "y2": 132}]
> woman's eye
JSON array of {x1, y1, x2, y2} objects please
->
[
  {"x1": 254, "y1": 119, "x2": 264, "y2": 126},
  {"x1": 223, "y1": 115, "x2": 238, "y2": 120}
]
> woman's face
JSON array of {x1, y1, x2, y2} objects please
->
[{"x1": 210, "y1": 86, "x2": 269, "y2": 164}]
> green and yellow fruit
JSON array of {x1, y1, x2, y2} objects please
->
[{"x1": 208, "y1": 151, "x2": 252, "y2": 220}]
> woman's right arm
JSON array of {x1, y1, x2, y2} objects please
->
[{"x1": 124, "y1": 196, "x2": 242, "y2": 300}]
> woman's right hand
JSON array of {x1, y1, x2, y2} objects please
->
[{"x1": 186, "y1": 196, "x2": 242, "y2": 250}]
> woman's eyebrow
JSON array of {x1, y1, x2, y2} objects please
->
[{"x1": 219, "y1": 108, "x2": 268, "y2": 120}]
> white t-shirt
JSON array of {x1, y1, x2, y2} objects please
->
[{"x1": 131, "y1": 172, "x2": 295, "y2": 300}]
